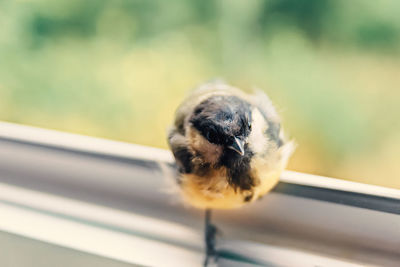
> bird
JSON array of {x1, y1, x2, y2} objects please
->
[{"x1": 167, "y1": 81, "x2": 294, "y2": 266}]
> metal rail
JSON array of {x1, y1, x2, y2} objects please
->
[{"x1": 0, "y1": 121, "x2": 399, "y2": 266}]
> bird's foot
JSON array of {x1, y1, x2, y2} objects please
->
[{"x1": 204, "y1": 222, "x2": 219, "y2": 267}]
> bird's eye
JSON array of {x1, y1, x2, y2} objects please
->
[
  {"x1": 245, "y1": 113, "x2": 252, "y2": 130},
  {"x1": 206, "y1": 129, "x2": 218, "y2": 143}
]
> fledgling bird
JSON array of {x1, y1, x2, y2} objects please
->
[{"x1": 167, "y1": 81, "x2": 294, "y2": 265}]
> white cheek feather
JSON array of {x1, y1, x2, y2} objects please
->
[{"x1": 247, "y1": 108, "x2": 268, "y2": 155}]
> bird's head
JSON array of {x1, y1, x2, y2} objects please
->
[{"x1": 188, "y1": 95, "x2": 252, "y2": 162}]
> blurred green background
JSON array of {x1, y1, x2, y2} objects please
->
[{"x1": 1, "y1": 0, "x2": 399, "y2": 188}]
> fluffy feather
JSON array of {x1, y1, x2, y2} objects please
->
[{"x1": 168, "y1": 81, "x2": 294, "y2": 209}]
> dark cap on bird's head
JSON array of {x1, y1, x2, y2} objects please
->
[{"x1": 189, "y1": 95, "x2": 252, "y2": 156}]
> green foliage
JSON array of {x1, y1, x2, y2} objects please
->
[{"x1": 0, "y1": 0, "x2": 399, "y2": 188}]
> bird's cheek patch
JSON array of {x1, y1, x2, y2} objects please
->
[{"x1": 247, "y1": 108, "x2": 268, "y2": 154}]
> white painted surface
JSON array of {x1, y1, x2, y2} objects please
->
[{"x1": 0, "y1": 203, "x2": 203, "y2": 267}]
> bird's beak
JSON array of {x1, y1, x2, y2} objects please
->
[{"x1": 228, "y1": 137, "x2": 245, "y2": 156}]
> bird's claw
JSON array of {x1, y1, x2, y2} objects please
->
[{"x1": 204, "y1": 222, "x2": 218, "y2": 266}]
